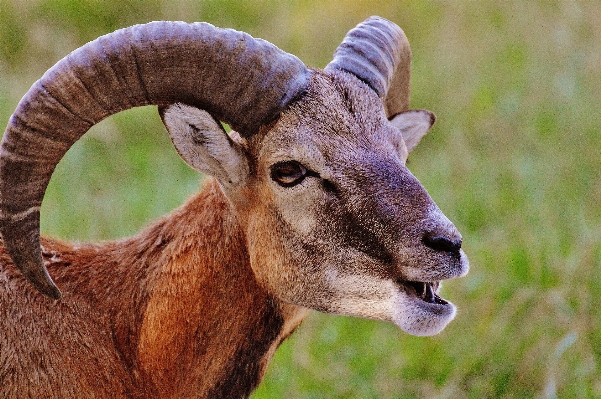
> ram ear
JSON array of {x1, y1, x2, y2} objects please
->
[
  {"x1": 160, "y1": 104, "x2": 250, "y2": 189},
  {"x1": 389, "y1": 110, "x2": 436, "y2": 153}
]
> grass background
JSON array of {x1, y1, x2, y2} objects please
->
[{"x1": 1, "y1": 0, "x2": 600, "y2": 397}]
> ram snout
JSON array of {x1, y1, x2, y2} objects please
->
[{"x1": 389, "y1": 202, "x2": 469, "y2": 336}]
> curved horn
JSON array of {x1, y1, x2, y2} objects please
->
[
  {"x1": 0, "y1": 21, "x2": 310, "y2": 299},
  {"x1": 325, "y1": 16, "x2": 411, "y2": 118}
]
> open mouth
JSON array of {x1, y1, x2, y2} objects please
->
[
  {"x1": 391, "y1": 278, "x2": 457, "y2": 336},
  {"x1": 402, "y1": 280, "x2": 448, "y2": 305}
]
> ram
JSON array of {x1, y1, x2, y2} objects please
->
[{"x1": 0, "y1": 16, "x2": 468, "y2": 398}]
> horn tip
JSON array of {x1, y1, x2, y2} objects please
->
[
  {"x1": 21, "y1": 263, "x2": 62, "y2": 300},
  {"x1": 37, "y1": 281, "x2": 62, "y2": 300}
]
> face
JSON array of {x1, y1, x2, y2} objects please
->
[
  {"x1": 239, "y1": 71, "x2": 469, "y2": 336},
  {"x1": 162, "y1": 69, "x2": 468, "y2": 336}
]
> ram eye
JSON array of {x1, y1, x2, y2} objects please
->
[{"x1": 270, "y1": 161, "x2": 308, "y2": 187}]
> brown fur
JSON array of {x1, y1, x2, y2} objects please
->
[{"x1": 0, "y1": 179, "x2": 306, "y2": 398}]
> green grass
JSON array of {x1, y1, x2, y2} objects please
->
[{"x1": 1, "y1": 0, "x2": 600, "y2": 397}]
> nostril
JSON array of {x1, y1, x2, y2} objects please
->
[{"x1": 423, "y1": 233, "x2": 462, "y2": 253}]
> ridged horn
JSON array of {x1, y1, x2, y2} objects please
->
[
  {"x1": 325, "y1": 16, "x2": 411, "y2": 118},
  {"x1": 0, "y1": 21, "x2": 310, "y2": 299}
]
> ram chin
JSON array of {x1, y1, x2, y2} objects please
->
[{"x1": 391, "y1": 285, "x2": 457, "y2": 336}]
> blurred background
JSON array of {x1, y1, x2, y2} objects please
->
[{"x1": 1, "y1": 0, "x2": 600, "y2": 397}]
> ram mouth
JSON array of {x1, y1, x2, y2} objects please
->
[{"x1": 402, "y1": 281, "x2": 448, "y2": 305}]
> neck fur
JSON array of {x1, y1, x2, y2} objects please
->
[{"x1": 33, "y1": 179, "x2": 307, "y2": 398}]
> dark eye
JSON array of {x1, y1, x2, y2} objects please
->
[{"x1": 270, "y1": 161, "x2": 308, "y2": 187}]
